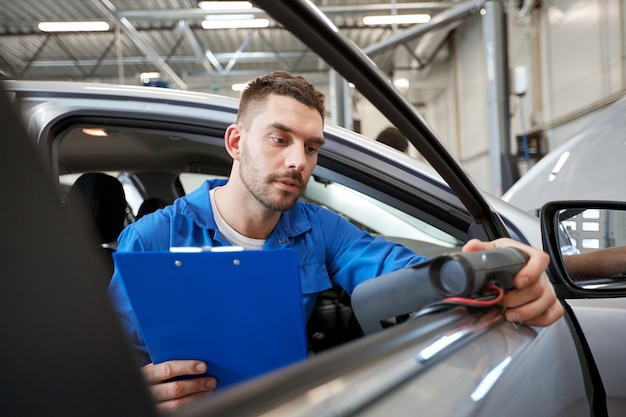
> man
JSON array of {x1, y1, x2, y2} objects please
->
[{"x1": 108, "y1": 70, "x2": 563, "y2": 413}]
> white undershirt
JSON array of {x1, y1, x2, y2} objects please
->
[{"x1": 210, "y1": 187, "x2": 265, "y2": 250}]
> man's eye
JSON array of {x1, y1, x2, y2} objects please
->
[
  {"x1": 270, "y1": 136, "x2": 286, "y2": 144},
  {"x1": 306, "y1": 146, "x2": 320, "y2": 154}
]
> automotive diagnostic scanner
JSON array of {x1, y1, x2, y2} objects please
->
[{"x1": 352, "y1": 247, "x2": 529, "y2": 334}]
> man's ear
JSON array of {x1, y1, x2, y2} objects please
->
[{"x1": 224, "y1": 124, "x2": 243, "y2": 161}]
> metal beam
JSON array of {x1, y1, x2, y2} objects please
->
[
  {"x1": 224, "y1": 33, "x2": 253, "y2": 73},
  {"x1": 25, "y1": 51, "x2": 321, "y2": 68},
  {"x1": 18, "y1": 35, "x2": 52, "y2": 77},
  {"x1": 482, "y1": 1, "x2": 510, "y2": 196},
  {"x1": 364, "y1": 0, "x2": 484, "y2": 56},
  {"x1": 329, "y1": 69, "x2": 352, "y2": 129},
  {"x1": 177, "y1": 20, "x2": 219, "y2": 73},
  {"x1": 258, "y1": 31, "x2": 290, "y2": 72},
  {"x1": 88, "y1": 36, "x2": 117, "y2": 77},
  {"x1": 0, "y1": 52, "x2": 17, "y2": 77},
  {"x1": 92, "y1": 0, "x2": 188, "y2": 89},
  {"x1": 117, "y1": 3, "x2": 457, "y2": 21}
]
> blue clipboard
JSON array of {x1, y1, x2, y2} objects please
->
[{"x1": 113, "y1": 248, "x2": 307, "y2": 390}]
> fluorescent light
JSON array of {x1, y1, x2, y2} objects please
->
[
  {"x1": 198, "y1": 1, "x2": 253, "y2": 10},
  {"x1": 140, "y1": 72, "x2": 162, "y2": 80},
  {"x1": 37, "y1": 21, "x2": 110, "y2": 32},
  {"x1": 140, "y1": 72, "x2": 163, "y2": 85},
  {"x1": 201, "y1": 18, "x2": 269, "y2": 29},
  {"x1": 363, "y1": 14, "x2": 430, "y2": 26},
  {"x1": 204, "y1": 14, "x2": 255, "y2": 20},
  {"x1": 231, "y1": 83, "x2": 248, "y2": 92},
  {"x1": 393, "y1": 78, "x2": 410, "y2": 93}
]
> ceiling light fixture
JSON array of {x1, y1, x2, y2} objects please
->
[
  {"x1": 139, "y1": 72, "x2": 163, "y2": 82},
  {"x1": 204, "y1": 13, "x2": 256, "y2": 20},
  {"x1": 37, "y1": 21, "x2": 110, "y2": 32},
  {"x1": 363, "y1": 14, "x2": 430, "y2": 26},
  {"x1": 393, "y1": 78, "x2": 410, "y2": 93},
  {"x1": 231, "y1": 83, "x2": 248, "y2": 92},
  {"x1": 201, "y1": 18, "x2": 269, "y2": 29},
  {"x1": 198, "y1": 1, "x2": 253, "y2": 10}
]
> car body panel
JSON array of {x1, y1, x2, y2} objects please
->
[
  {"x1": 503, "y1": 96, "x2": 626, "y2": 213},
  {"x1": 179, "y1": 311, "x2": 587, "y2": 417},
  {"x1": 359, "y1": 319, "x2": 588, "y2": 417},
  {"x1": 567, "y1": 298, "x2": 626, "y2": 416}
]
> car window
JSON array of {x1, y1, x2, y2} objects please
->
[
  {"x1": 178, "y1": 172, "x2": 463, "y2": 254},
  {"x1": 179, "y1": 172, "x2": 226, "y2": 194},
  {"x1": 61, "y1": 169, "x2": 463, "y2": 257},
  {"x1": 53, "y1": 114, "x2": 466, "y2": 262}
]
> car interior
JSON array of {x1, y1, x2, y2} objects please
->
[{"x1": 64, "y1": 171, "x2": 128, "y2": 288}]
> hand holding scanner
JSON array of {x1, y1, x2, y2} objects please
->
[
  {"x1": 429, "y1": 246, "x2": 529, "y2": 297},
  {"x1": 352, "y1": 247, "x2": 530, "y2": 334}
]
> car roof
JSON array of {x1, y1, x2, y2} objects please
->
[{"x1": 6, "y1": 78, "x2": 444, "y2": 180}]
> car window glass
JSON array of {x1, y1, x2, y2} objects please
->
[
  {"x1": 53, "y1": 116, "x2": 466, "y2": 260},
  {"x1": 179, "y1": 172, "x2": 227, "y2": 194},
  {"x1": 178, "y1": 172, "x2": 462, "y2": 253},
  {"x1": 557, "y1": 207, "x2": 626, "y2": 289}
]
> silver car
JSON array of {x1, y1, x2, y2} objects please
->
[
  {"x1": 503, "y1": 95, "x2": 626, "y2": 214},
  {"x1": 2, "y1": 1, "x2": 625, "y2": 416}
]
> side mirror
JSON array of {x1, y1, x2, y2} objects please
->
[{"x1": 541, "y1": 201, "x2": 626, "y2": 297}]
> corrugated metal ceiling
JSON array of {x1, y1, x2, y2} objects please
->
[{"x1": 0, "y1": 0, "x2": 460, "y2": 93}]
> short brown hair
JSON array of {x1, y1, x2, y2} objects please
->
[{"x1": 237, "y1": 70, "x2": 325, "y2": 127}]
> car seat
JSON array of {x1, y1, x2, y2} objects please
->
[
  {"x1": 136, "y1": 197, "x2": 167, "y2": 220},
  {"x1": 65, "y1": 172, "x2": 127, "y2": 287},
  {"x1": 307, "y1": 286, "x2": 363, "y2": 353}
]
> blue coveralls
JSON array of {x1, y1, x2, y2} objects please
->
[{"x1": 108, "y1": 179, "x2": 427, "y2": 363}]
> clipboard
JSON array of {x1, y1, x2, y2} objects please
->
[{"x1": 113, "y1": 248, "x2": 307, "y2": 390}]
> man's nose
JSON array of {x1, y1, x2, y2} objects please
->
[{"x1": 285, "y1": 145, "x2": 306, "y2": 171}]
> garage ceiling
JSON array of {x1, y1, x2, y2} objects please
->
[{"x1": 0, "y1": 0, "x2": 466, "y2": 93}]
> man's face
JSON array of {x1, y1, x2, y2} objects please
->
[{"x1": 238, "y1": 94, "x2": 325, "y2": 212}]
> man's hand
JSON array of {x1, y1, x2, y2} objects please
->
[
  {"x1": 141, "y1": 360, "x2": 217, "y2": 414},
  {"x1": 462, "y1": 238, "x2": 563, "y2": 327}
]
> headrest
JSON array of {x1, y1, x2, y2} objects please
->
[
  {"x1": 66, "y1": 173, "x2": 127, "y2": 243},
  {"x1": 136, "y1": 197, "x2": 167, "y2": 220}
]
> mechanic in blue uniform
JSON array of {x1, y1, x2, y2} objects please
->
[{"x1": 108, "y1": 70, "x2": 563, "y2": 413}]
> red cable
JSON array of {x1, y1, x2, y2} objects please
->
[{"x1": 440, "y1": 285, "x2": 504, "y2": 307}]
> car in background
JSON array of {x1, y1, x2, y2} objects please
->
[
  {"x1": 502, "y1": 98, "x2": 626, "y2": 410},
  {"x1": 3, "y1": 1, "x2": 626, "y2": 416},
  {"x1": 503, "y1": 96, "x2": 626, "y2": 214}
]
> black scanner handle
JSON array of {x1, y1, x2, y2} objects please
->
[
  {"x1": 429, "y1": 246, "x2": 529, "y2": 297},
  {"x1": 352, "y1": 247, "x2": 529, "y2": 334}
]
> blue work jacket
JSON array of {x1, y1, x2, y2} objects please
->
[{"x1": 108, "y1": 179, "x2": 427, "y2": 362}]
